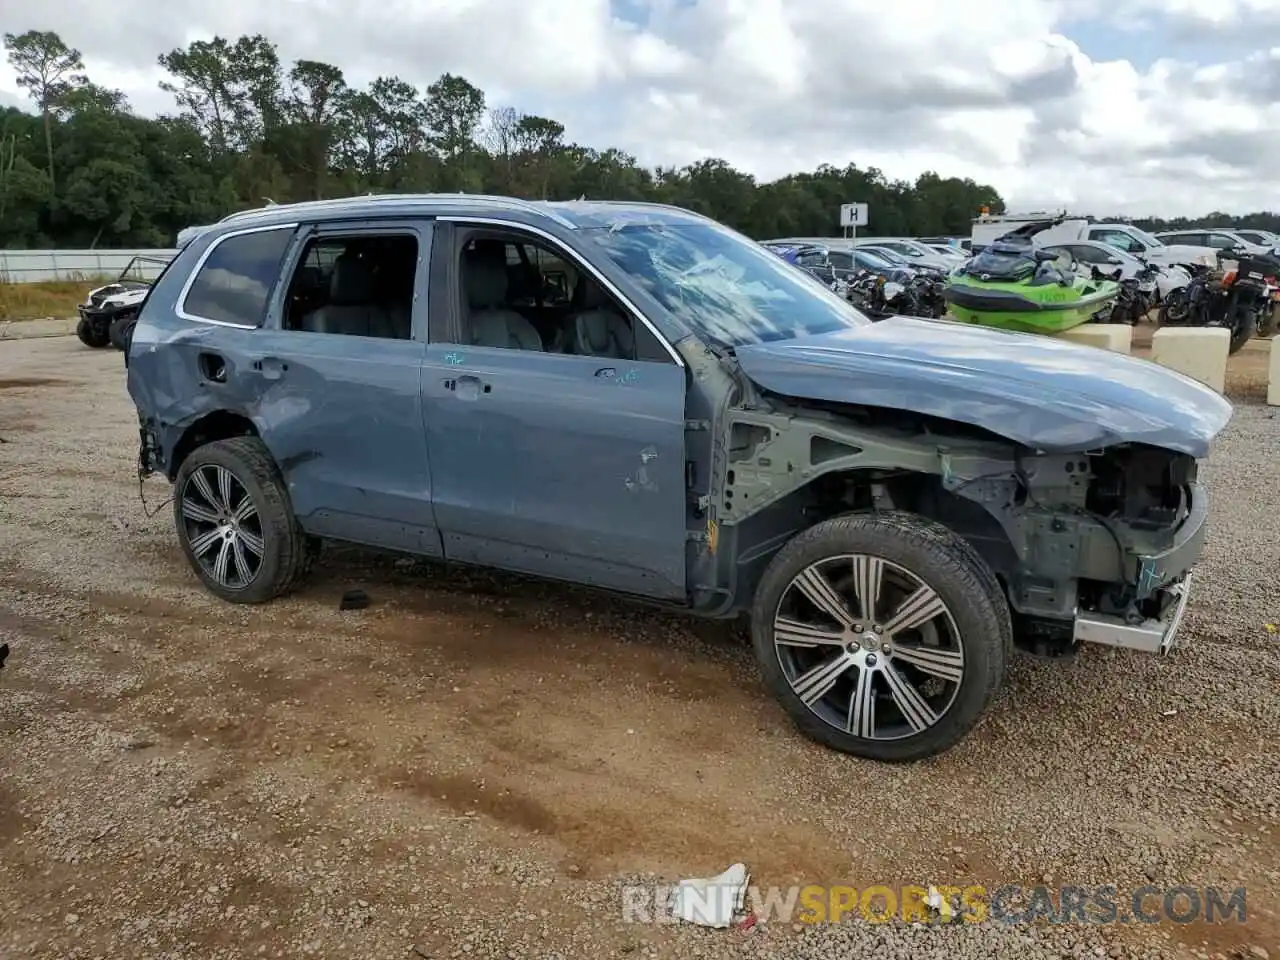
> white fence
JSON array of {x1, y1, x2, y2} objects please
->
[{"x1": 0, "y1": 249, "x2": 179, "y2": 283}]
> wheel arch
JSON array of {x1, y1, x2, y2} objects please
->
[
  {"x1": 696, "y1": 405, "x2": 1025, "y2": 615},
  {"x1": 167, "y1": 410, "x2": 261, "y2": 481},
  {"x1": 717, "y1": 468, "x2": 1020, "y2": 614}
]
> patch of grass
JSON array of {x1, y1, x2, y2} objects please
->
[{"x1": 0, "y1": 278, "x2": 110, "y2": 321}]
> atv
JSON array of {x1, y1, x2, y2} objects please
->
[{"x1": 75, "y1": 256, "x2": 170, "y2": 351}]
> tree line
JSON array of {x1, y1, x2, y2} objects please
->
[{"x1": 1, "y1": 29, "x2": 1275, "y2": 251}]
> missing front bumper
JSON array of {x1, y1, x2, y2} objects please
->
[{"x1": 1072, "y1": 573, "x2": 1194, "y2": 655}]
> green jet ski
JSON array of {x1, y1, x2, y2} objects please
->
[{"x1": 944, "y1": 219, "x2": 1120, "y2": 333}]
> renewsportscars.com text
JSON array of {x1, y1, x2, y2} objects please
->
[{"x1": 621, "y1": 883, "x2": 1247, "y2": 925}]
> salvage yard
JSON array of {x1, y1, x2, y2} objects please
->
[{"x1": 1, "y1": 337, "x2": 1279, "y2": 960}]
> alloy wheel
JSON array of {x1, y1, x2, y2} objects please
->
[
  {"x1": 179, "y1": 464, "x2": 265, "y2": 589},
  {"x1": 772, "y1": 554, "x2": 965, "y2": 741}
]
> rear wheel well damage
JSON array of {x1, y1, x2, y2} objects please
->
[{"x1": 168, "y1": 411, "x2": 259, "y2": 480}]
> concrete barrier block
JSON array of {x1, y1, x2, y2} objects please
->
[
  {"x1": 1053, "y1": 323, "x2": 1132, "y2": 354},
  {"x1": 1268, "y1": 339, "x2": 1280, "y2": 407},
  {"x1": 1151, "y1": 327, "x2": 1230, "y2": 393}
]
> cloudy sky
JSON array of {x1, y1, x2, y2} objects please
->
[{"x1": 2, "y1": 0, "x2": 1279, "y2": 217}]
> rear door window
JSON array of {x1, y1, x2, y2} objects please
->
[{"x1": 181, "y1": 226, "x2": 296, "y2": 327}]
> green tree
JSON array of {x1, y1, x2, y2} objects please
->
[
  {"x1": 3, "y1": 29, "x2": 87, "y2": 194},
  {"x1": 512, "y1": 114, "x2": 564, "y2": 199},
  {"x1": 424, "y1": 73, "x2": 485, "y2": 189},
  {"x1": 279, "y1": 59, "x2": 348, "y2": 200},
  {"x1": 158, "y1": 34, "x2": 281, "y2": 155}
]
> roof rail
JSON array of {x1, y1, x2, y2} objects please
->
[{"x1": 213, "y1": 193, "x2": 577, "y2": 228}]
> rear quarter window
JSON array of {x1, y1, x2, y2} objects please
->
[{"x1": 181, "y1": 226, "x2": 295, "y2": 327}]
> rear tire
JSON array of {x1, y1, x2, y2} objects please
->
[
  {"x1": 75, "y1": 317, "x2": 110, "y2": 348},
  {"x1": 172, "y1": 437, "x2": 316, "y2": 604},
  {"x1": 108, "y1": 313, "x2": 137, "y2": 351},
  {"x1": 750, "y1": 511, "x2": 1009, "y2": 762},
  {"x1": 1228, "y1": 311, "x2": 1257, "y2": 354},
  {"x1": 1258, "y1": 304, "x2": 1278, "y2": 339}
]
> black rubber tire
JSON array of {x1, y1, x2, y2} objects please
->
[
  {"x1": 108, "y1": 312, "x2": 136, "y2": 351},
  {"x1": 750, "y1": 511, "x2": 1009, "y2": 762},
  {"x1": 1228, "y1": 311, "x2": 1257, "y2": 355},
  {"x1": 1257, "y1": 304, "x2": 1278, "y2": 339},
  {"x1": 75, "y1": 317, "x2": 110, "y2": 348},
  {"x1": 1159, "y1": 288, "x2": 1189, "y2": 326},
  {"x1": 172, "y1": 437, "x2": 316, "y2": 603}
]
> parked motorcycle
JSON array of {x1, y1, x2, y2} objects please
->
[
  {"x1": 1090, "y1": 264, "x2": 1157, "y2": 324},
  {"x1": 1158, "y1": 257, "x2": 1273, "y2": 353},
  {"x1": 905, "y1": 274, "x2": 947, "y2": 318},
  {"x1": 841, "y1": 269, "x2": 946, "y2": 320},
  {"x1": 843, "y1": 270, "x2": 892, "y2": 318}
]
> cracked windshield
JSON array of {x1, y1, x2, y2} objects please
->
[{"x1": 586, "y1": 222, "x2": 870, "y2": 347}]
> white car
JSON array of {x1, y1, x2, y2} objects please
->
[
  {"x1": 920, "y1": 241, "x2": 970, "y2": 263},
  {"x1": 1233, "y1": 229, "x2": 1280, "y2": 249},
  {"x1": 1039, "y1": 241, "x2": 1190, "y2": 301},
  {"x1": 1155, "y1": 229, "x2": 1270, "y2": 258},
  {"x1": 981, "y1": 216, "x2": 1220, "y2": 270}
]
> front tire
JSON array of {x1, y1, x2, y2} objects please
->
[
  {"x1": 750, "y1": 512, "x2": 1009, "y2": 762},
  {"x1": 75, "y1": 317, "x2": 110, "y2": 348},
  {"x1": 1159, "y1": 288, "x2": 1189, "y2": 326},
  {"x1": 172, "y1": 437, "x2": 316, "y2": 603}
]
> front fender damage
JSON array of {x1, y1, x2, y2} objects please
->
[{"x1": 700, "y1": 401, "x2": 1205, "y2": 657}]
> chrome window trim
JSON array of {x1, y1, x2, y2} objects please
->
[
  {"x1": 175, "y1": 222, "x2": 300, "y2": 329},
  {"x1": 439, "y1": 215, "x2": 686, "y2": 368}
]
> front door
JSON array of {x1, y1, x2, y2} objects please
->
[
  {"x1": 248, "y1": 219, "x2": 442, "y2": 557},
  {"x1": 421, "y1": 223, "x2": 688, "y2": 599}
]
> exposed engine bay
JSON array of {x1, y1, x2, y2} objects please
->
[{"x1": 689, "y1": 389, "x2": 1204, "y2": 659}]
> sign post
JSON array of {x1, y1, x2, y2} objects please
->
[{"x1": 840, "y1": 203, "x2": 869, "y2": 244}]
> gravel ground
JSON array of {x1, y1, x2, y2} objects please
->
[{"x1": 1, "y1": 337, "x2": 1278, "y2": 960}]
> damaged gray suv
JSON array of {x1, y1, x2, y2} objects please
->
[{"x1": 127, "y1": 194, "x2": 1232, "y2": 761}]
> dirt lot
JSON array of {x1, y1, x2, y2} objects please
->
[{"x1": 1, "y1": 335, "x2": 1278, "y2": 960}]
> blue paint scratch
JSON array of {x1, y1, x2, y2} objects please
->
[
  {"x1": 1137, "y1": 557, "x2": 1162, "y2": 596},
  {"x1": 445, "y1": 352, "x2": 464, "y2": 366}
]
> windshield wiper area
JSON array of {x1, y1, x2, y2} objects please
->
[{"x1": 702, "y1": 335, "x2": 737, "y2": 359}]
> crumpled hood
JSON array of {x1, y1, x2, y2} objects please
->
[{"x1": 734, "y1": 316, "x2": 1233, "y2": 458}]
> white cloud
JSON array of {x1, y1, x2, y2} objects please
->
[{"x1": 2, "y1": 0, "x2": 1279, "y2": 216}]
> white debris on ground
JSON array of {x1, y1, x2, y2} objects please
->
[{"x1": 668, "y1": 863, "x2": 750, "y2": 928}]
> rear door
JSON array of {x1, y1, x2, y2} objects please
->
[
  {"x1": 239, "y1": 218, "x2": 442, "y2": 556},
  {"x1": 420, "y1": 220, "x2": 689, "y2": 600}
]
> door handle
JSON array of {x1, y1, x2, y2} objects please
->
[
  {"x1": 446, "y1": 374, "x2": 490, "y2": 399},
  {"x1": 251, "y1": 356, "x2": 288, "y2": 380},
  {"x1": 594, "y1": 367, "x2": 617, "y2": 379}
]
